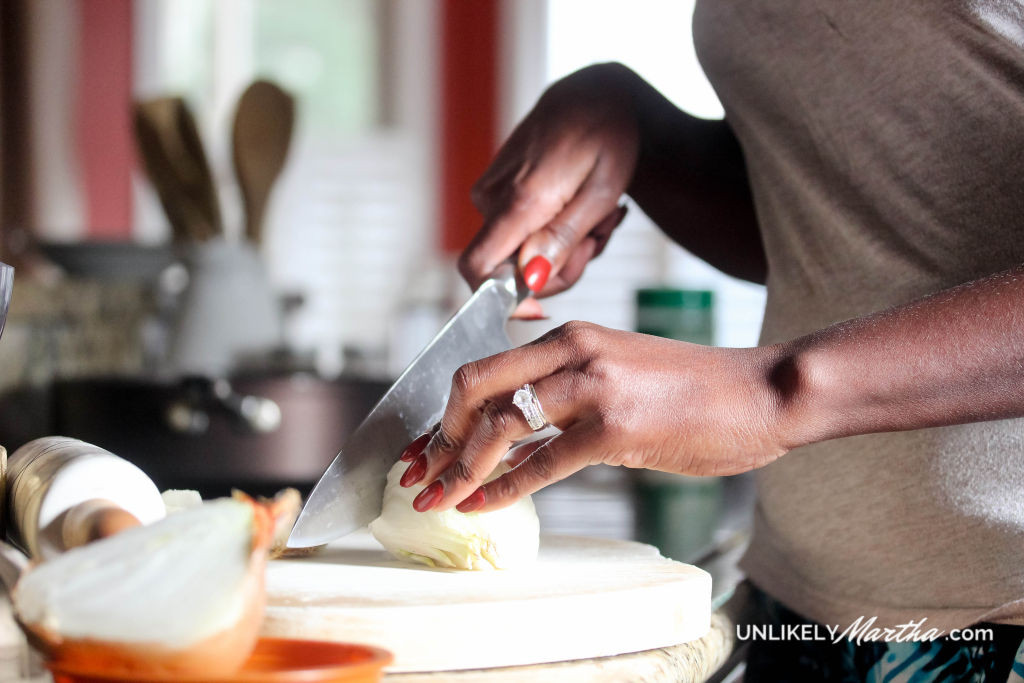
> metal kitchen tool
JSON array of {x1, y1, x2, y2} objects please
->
[
  {"x1": 0, "y1": 261, "x2": 13, "y2": 337},
  {"x1": 287, "y1": 263, "x2": 529, "y2": 548},
  {"x1": 232, "y1": 80, "x2": 295, "y2": 246}
]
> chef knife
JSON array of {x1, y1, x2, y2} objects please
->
[{"x1": 287, "y1": 262, "x2": 530, "y2": 548}]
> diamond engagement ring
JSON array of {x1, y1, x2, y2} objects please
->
[{"x1": 512, "y1": 383, "x2": 549, "y2": 431}]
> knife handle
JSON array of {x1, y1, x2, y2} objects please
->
[{"x1": 487, "y1": 259, "x2": 533, "y2": 309}]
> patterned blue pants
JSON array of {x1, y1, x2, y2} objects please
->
[{"x1": 745, "y1": 586, "x2": 1024, "y2": 682}]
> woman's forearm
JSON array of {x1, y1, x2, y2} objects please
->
[
  {"x1": 772, "y1": 264, "x2": 1024, "y2": 449},
  {"x1": 621, "y1": 67, "x2": 766, "y2": 284}
]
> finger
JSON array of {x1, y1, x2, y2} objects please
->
[
  {"x1": 399, "y1": 422, "x2": 441, "y2": 462},
  {"x1": 466, "y1": 424, "x2": 597, "y2": 513},
  {"x1": 517, "y1": 160, "x2": 627, "y2": 293},
  {"x1": 589, "y1": 203, "x2": 628, "y2": 259},
  {"x1": 533, "y1": 204, "x2": 628, "y2": 297},
  {"x1": 470, "y1": 113, "x2": 542, "y2": 213},
  {"x1": 396, "y1": 321, "x2": 598, "y2": 497},
  {"x1": 396, "y1": 342, "x2": 565, "y2": 494},
  {"x1": 426, "y1": 371, "x2": 584, "y2": 511},
  {"x1": 433, "y1": 332, "x2": 573, "y2": 449},
  {"x1": 452, "y1": 437, "x2": 552, "y2": 513},
  {"x1": 503, "y1": 436, "x2": 553, "y2": 469},
  {"x1": 510, "y1": 298, "x2": 547, "y2": 320},
  {"x1": 459, "y1": 142, "x2": 595, "y2": 289}
]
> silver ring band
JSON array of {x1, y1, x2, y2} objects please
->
[{"x1": 513, "y1": 383, "x2": 549, "y2": 431}]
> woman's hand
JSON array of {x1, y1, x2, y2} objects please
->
[
  {"x1": 396, "y1": 321, "x2": 791, "y2": 513},
  {"x1": 461, "y1": 63, "x2": 641, "y2": 316}
]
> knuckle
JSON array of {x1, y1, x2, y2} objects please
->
[
  {"x1": 560, "y1": 320, "x2": 600, "y2": 355},
  {"x1": 508, "y1": 183, "x2": 537, "y2": 215},
  {"x1": 488, "y1": 473, "x2": 520, "y2": 502},
  {"x1": 523, "y1": 448, "x2": 556, "y2": 483},
  {"x1": 584, "y1": 181, "x2": 618, "y2": 205},
  {"x1": 445, "y1": 457, "x2": 477, "y2": 485},
  {"x1": 480, "y1": 401, "x2": 516, "y2": 441},
  {"x1": 456, "y1": 255, "x2": 473, "y2": 283},
  {"x1": 451, "y1": 361, "x2": 485, "y2": 398},
  {"x1": 432, "y1": 424, "x2": 460, "y2": 454},
  {"x1": 469, "y1": 182, "x2": 488, "y2": 211},
  {"x1": 547, "y1": 219, "x2": 578, "y2": 251},
  {"x1": 515, "y1": 178, "x2": 563, "y2": 216},
  {"x1": 457, "y1": 250, "x2": 488, "y2": 283}
]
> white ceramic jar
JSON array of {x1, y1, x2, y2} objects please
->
[{"x1": 7, "y1": 437, "x2": 165, "y2": 559}]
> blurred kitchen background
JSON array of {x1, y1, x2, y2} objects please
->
[{"x1": 0, "y1": 0, "x2": 764, "y2": 566}]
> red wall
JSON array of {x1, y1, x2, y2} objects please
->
[
  {"x1": 73, "y1": 1, "x2": 499, "y2": 246},
  {"x1": 76, "y1": 0, "x2": 134, "y2": 239},
  {"x1": 439, "y1": 0, "x2": 499, "y2": 253}
]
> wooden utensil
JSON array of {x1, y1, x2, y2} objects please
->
[
  {"x1": 231, "y1": 81, "x2": 295, "y2": 245},
  {"x1": 133, "y1": 97, "x2": 223, "y2": 243},
  {"x1": 262, "y1": 531, "x2": 711, "y2": 673},
  {"x1": 59, "y1": 498, "x2": 143, "y2": 549}
]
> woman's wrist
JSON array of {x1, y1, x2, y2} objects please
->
[{"x1": 759, "y1": 339, "x2": 838, "y2": 454}]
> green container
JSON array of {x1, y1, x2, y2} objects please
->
[
  {"x1": 633, "y1": 289, "x2": 720, "y2": 561},
  {"x1": 635, "y1": 288, "x2": 714, "y2": 345},
  {"x1": 634, "y1": 471, "x2": 722, "y2": 562}
]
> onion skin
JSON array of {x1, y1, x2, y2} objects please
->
[
  {"x1": 16, "y1": 493, "x2": 291, "y2": 676},
  {"x1": 20, "y1": 575, "x2": 263, "y2": 676}
]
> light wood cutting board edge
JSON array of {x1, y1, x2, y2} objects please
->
[{"x1": 261, "y1": 534, "x2": 712, "y2": 673}]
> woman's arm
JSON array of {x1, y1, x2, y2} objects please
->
[
  {"x1": 459, "y1": 62, "x2": 767, "y2": 315},
  {"x1": 627, "y1": 76, "x2": 766, "y2": 284},
  {"x1": 774, "y1": 263, "x2": 1024, "y2": 447},
  {"x1": 397, "y1": 264, "x2": 1024, "y2": 513}
]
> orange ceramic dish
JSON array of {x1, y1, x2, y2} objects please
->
[{"x1": 47, "y1": 638, "x2": 393, "y2": 683}]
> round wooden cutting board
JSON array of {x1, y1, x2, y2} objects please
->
[{"x1": 261, "y1": 532, "x2": 711, "y2": 673}]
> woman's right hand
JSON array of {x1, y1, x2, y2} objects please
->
[{"x1": 460, "y1": 63, "x2": 642, "y2": 316}]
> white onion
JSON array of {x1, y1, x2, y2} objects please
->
[
  {"x1": 369, "y1": 461, "x2": 539, "y2": 570},
  {"x1": 13, "y1": 495, "x2": 285, "y2": 675}
]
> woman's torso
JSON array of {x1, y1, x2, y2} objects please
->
[{"x1": 693, "y1": 0, "x2": 1024, "y2": 629}]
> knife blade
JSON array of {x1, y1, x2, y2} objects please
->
[{"x1": 287, "y1": 263, "x2": 530, "y2": 548}]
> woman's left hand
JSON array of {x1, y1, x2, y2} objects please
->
[{"x1": 396, "y1": 321, "x2": 792, "y2": 513}]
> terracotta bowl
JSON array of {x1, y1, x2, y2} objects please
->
[{"x1": 47, "y1": 638, "x2": 393, "y2": 683}]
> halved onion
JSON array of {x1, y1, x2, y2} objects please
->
[{"x1": 12, "y1": 493, "x2": 291, "y2": 676}]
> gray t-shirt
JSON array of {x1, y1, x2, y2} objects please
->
[{"x1": 693, "y1": 1, "x2": 1024, "y2": 630}]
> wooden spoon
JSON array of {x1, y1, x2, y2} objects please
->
[
  {"x1": 231, "y1": 81, "x2": 296, "y2": 245},
  {"x1": 133, "y1": 97, "x2": 223, "y2": 243}
]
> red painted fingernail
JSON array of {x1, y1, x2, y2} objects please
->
[
  {"x1": 456, "y1": 488, "x2": 486, "y2": 513},
  {"x1": 400, "y1": 432, "x2": 431, "y2": 462},
  {"x1": 523, "y1": 256, "x2": 551, "y2": 292},
  {"x1": 400, "y1": 454, "x2": 427, "y2": 487},
  {"x1": 413, "y1": 481, "x2": 444, "y2": 512}
]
